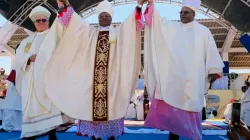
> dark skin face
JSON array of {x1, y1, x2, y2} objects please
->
[
  {"x1": 180, "y1": 7, "x2": 195, "y2": 24},
  {"x1": 98, "y1": 12, "x2": 112, "y2": 27}
]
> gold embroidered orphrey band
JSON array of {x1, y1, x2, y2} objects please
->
[{"x1": 92, "y1": 31, "x2": 110, "y2": 122}]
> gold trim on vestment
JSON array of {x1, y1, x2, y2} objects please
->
[
  {"x1": 24, "y1": 43, "x2": 32, "y2": 53},
  {"x1": 23, "y1": 66, "x2": 51, "y2": 119},
  {"x1": 92, "y1": 31, "x2": 110, "y2": 122}
]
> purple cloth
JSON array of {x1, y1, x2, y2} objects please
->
[
  {"x1": 58, "y1": 6, "x2": 74, "y2": 27},
  {"x1": 145, "y1": 98, "x2": 202, "y2": 140},
  {"x1": 77, "y1": 118, "x2": 124, "y2": 139}
]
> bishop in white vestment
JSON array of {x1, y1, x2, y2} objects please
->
[
  {"x1": 42, "y1": 0, "x2": 143, "y2": 139},
  {"x1": 143, "y1": 0, "x2": 224, "y2": 139},
  {"x1": 16, "y1": 6, "x2": 71, "y2": 139}
]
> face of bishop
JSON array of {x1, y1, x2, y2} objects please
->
[
  {"x1": 98, "y1": 12, "x2": 112, "y2": 27},
  {"x1": 180, "y1": 7, "x2": 195, "y2": 24},
  {"x1": 34, "y1": 15, "x2": 49, "y2": 32}
]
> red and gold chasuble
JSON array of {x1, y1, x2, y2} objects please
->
[{"x1": 93, "y1": 31, "x2": 110, "y2": 122}]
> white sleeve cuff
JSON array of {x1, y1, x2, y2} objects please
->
[{"x1": 208, "y1": 68, "x2": 222, "y2": 74}]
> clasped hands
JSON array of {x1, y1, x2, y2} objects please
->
[
  {"x1": 57, "y1": 0, "x2": 70, "y2": 8},
  {"x1": 29, "y1": 54, "x2": 37, "y2": 62}
]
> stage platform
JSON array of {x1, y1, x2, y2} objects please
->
[{"x1": 0, "y1": 120, "x2": 229, "y2": 140}]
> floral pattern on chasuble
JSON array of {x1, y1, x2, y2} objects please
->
[{"x1": 93, "y1": 31, "x2": 110, "y2": 122}]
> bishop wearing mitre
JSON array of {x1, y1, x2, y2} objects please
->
[{"x1": 143, "y1": 0, "x2": 224, "y2": 139}]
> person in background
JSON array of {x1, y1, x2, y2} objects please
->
[
  {"x1": 240, "y1": 85, "x2": 250, "y2": 130},
  {"x1": 0, "y1": 47, "x2": 22, "y2": 132},
  {"x1": 224, "y1": 98, "x2": 237, "y2": 123},
  {"x1": 0, "y1": 45, "x2": 22, "y2": 132},
  {"x1": 136, "y1": 87, "x2": 151, "y2": 121},
  {"x1": 0, "y1": 68, "x2": 7, "y2": 126},
  {"x1": 0, "y1": 68, "x2": 7, "y2": 81},
  {"x1": 0, "y1": 68, "x2": 7, "y2": 97}
]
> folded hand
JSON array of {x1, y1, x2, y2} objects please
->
[{"x1": 29, "y1": 54, "x2": 37, "y2": 62}]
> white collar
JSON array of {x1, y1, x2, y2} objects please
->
[
  {"x1": 181, "y1": 20, "x2": 196, "y2": 27},
  {"x1": 99, "y1": 26, "x2": 110, "y2": 31},
  {"x1": 36, "y1": 29, "x2": 49, "y2": 35}
]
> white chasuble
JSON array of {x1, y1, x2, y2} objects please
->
[
  {"x1": 17, "y1": 30, "x2": 67, "y2": 137},
  {"x1": 21, "y1": 31, "x2": 52, "y2": 118},
  {"x1": 144, "y1": 6, "x2": 224, "y2": 112},
  {"x1": 43, "y1": 12, "x2": 141, "y2": 121}
]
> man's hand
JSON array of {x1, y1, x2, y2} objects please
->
[
  {"x1": 29, "y1": 54, "x2": 37, "y2": 62},
  {"x1": 57, "y1": 0, "x2": 70, "y2": 8},
  {"x1": 228, "y1": 120, "x2": 250, "y2": 140},
  {"x1": 236, "y1": 121, "x2": 250, "y2": 139},
  {"x1": 227, "y1": 130, "x2": 240, "y2": 140}
]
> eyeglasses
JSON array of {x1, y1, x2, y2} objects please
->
[
  {"x1": 179, "y1": 11, "x2": 192, "y2": 15},
  {"x1": 35, "y1": 19, "x2": 48, "y2": 23}
]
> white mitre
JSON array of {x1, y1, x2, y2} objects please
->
[
  {"x1": 182, "y1": 0, "x2": 201, "y2": 12},
  {"x1": 96, "y1": 0, "x2": 114, "y2": 18},
  {"x1": 29, "y1": 6, "x2": 51, "y2": 22}
]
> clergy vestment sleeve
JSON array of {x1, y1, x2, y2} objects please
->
[
  {"x1": 13, "y1": 40, "x2": 30, "y2": 94},
  {"x1": 144, "y1": 2, "x2": 175, "y2": 32},
  {"x1": 143, "y1": 3, "x2": 157, "y2": 99},
  {"x1": 206, "y1": 29, "x2": 224, "y2": 75},
  {"x1": 114, "y1": 11, "x2": 141, "y2": 118},
  {"x1": 144, "y1": 2, "x2": 154, "y2": 28},
  {"x1": 42, "y1": 10, "x2": 93, "y2": 120},
  {"x1": 143, "y1": 3, "x2": 168, "y2": 99},
  {"x1": 135, "y1": 7, "x2": 144, "y2": 31}
]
